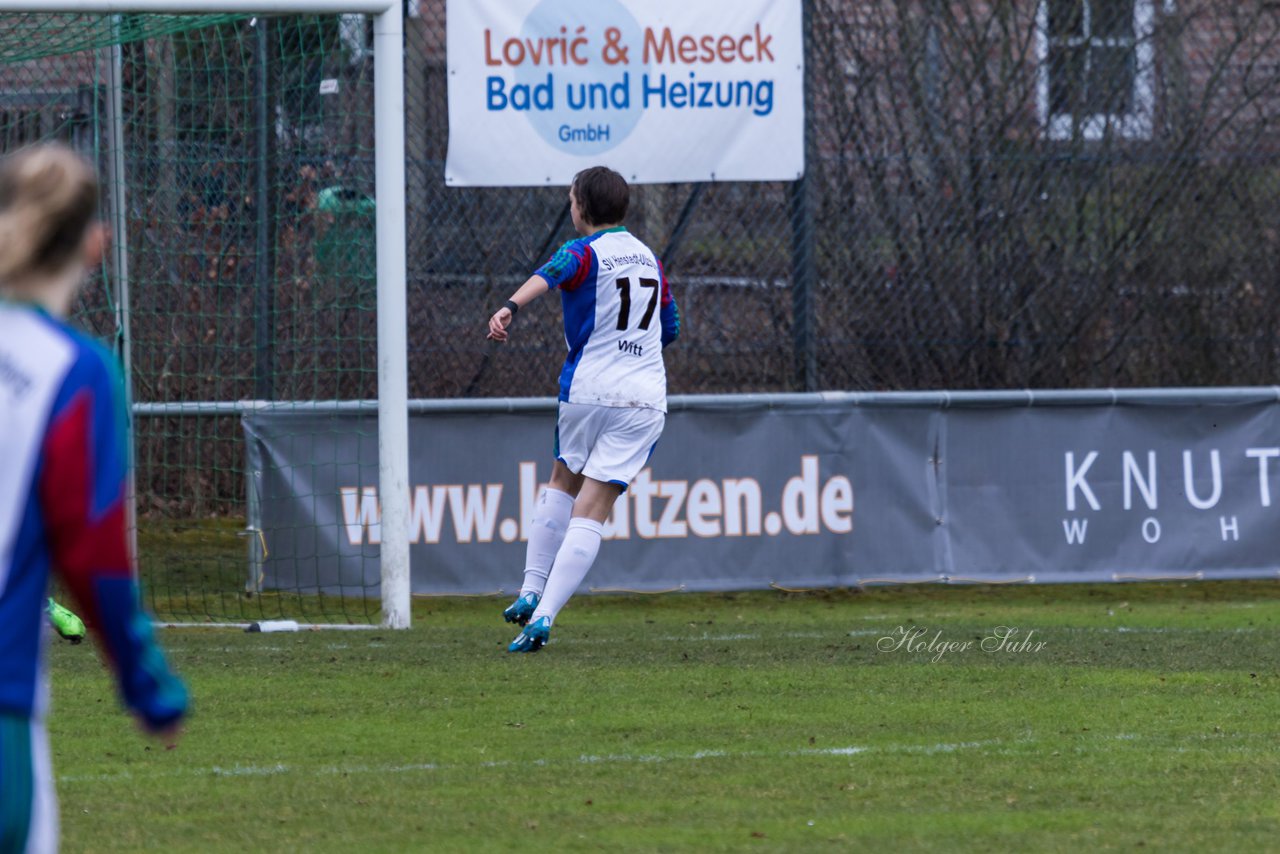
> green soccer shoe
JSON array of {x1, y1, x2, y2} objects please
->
[{"x1": 47, "y1": 598, "x2": 86, "y2": 644}]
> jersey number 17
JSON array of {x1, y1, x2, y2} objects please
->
[{"x1": 615, "y1": 277, "x2": 660, "y2": 331}]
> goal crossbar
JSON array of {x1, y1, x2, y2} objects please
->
[{"x1": 0, "y1": 1, "x2": 395, "y2": 11}]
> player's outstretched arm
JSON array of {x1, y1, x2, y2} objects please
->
[
  {"x1": 660, "y1": 298, "x2": 681, "y2": 347},
  {"x1": 487, "y1": 273, "x2": 553, "y2": 342},
  {"x1": 39, "y1": 346, "x2": 188, "y2": 734},
  {"x1": 658, "y1": 261, "x2": 680, "y2": 347}
]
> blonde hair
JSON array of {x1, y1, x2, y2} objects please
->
[{"x1": 0, "y1": 143, "x2": 99, "y2": 283}]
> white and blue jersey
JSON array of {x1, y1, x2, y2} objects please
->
[
  {"x1": 535, "y1": 227, "x2": 680, "y2": 413},
  {"x1": 2, "y1": 302, "x2": 187, "y2": 851},
  {"x1": 0, "y1": 303, "x2": 186, "y2": 726}
]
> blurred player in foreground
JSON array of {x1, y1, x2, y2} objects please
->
[
  {"x1": 487, "y1": 166, "x2": 680, "y2": 652},
  {"x1": 0, "y1": 143, "x2": 187, "y2": 852}
]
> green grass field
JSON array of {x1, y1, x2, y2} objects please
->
[{"x1": 48, "y1": 581, "x2": 1280, "y2": 852}]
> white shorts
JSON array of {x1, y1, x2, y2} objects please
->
[{"x1": 555, "y1": 402, "x2": 665, "y2": 490}]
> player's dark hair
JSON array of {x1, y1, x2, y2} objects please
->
[
  {"x1": 0, "y1": 143, "x2": 99, "y2": 282},
  {"x1": 571, "y1": 166, "x2": 629, "y2": 226}
]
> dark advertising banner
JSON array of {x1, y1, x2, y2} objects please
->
[
  {"x1": 944, "y1": 401, "x2": 1280, "y2": 582},
  {"x1": 242, "y1": 391, "x2": 1280, "y2": 595}
]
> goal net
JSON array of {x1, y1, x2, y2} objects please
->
[{"x1": 1, "y1": 5, "x2": 409, "y2": 626}]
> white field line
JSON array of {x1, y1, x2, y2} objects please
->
[
  {"x1": 162, "y1": 631, "x2": 834, "y2": 653},
  {"x1": 1071, "y1": 626, "x2": 1266, "y2": 634},
  {"x1": 59, "y1": 730, "x2": 1272, "y2": 786},
  {"x1": 58, "y1": 739, "x2": 1007, "y2": 785},
  {"x1": 158, "y1": 622, "x2": 1276, "y2": 655}
]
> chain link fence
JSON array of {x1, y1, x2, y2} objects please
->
[
  {"x1": 410, "y1": 1, "x2": 1280, "y2": 398},
  {"x1": 2, "y1": 1, "x2": 1280, "y2": 520}
]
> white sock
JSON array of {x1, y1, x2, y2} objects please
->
[
  {"x1": 532, "y1": 517, "x2": 604, "y2": 624},
  {"x1": 520, "y1": 488, "x2": 575, "y2": 598}
]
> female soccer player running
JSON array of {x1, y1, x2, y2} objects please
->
[
  {"x1": 0, "y1": 144, "x2": 187, "y2": 851},
  {"x1": 487, "y1": 166, "x2": 680, "y2": 653}
]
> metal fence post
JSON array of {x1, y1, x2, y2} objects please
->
[
  {"x1": 253, "y1": 16, "x2": 275, "y2": 401},
  {"x1": 790, "y1": 0, "x2": 817, "y2": 392},
  {"x1": 104, "y1": 16, "x2": 140, "y2": 565},
  {"x1": 105, "y1": 20, "x2": 131, "y2": 400}
]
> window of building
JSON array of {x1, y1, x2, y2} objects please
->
[{"x1": 1037, "y1": 0, "x2": 1156, "y2": 140}]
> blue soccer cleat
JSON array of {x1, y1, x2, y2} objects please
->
[
  {"x1": 502, "y1": 592, "x2": 540, "y2": 626},
  {"x1": 508, "y1": 616, "x2": 551, "y2": 653}
]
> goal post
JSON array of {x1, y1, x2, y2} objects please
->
[
  {"x1": 0, "y1": 0, "x2": 412, "y2": 628},
  {"x1": 370, "y1": 0, "x2": 410, "y2": 629}
]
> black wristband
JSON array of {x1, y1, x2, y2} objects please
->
[{"x1": 504, "y1": 299, "x2": 519, "y2": 316}]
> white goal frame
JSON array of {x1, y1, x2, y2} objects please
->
[{"x1": 1, "y1": 0, "x2": 413, "y2": 629}]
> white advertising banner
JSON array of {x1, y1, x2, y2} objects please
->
[{"x1": 445, "y1": 0, "x2": 805, "y2": 186}]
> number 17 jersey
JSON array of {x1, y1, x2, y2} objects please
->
[{"x1": 535, "y1": 227, "x2": 681, "y2": 414}]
